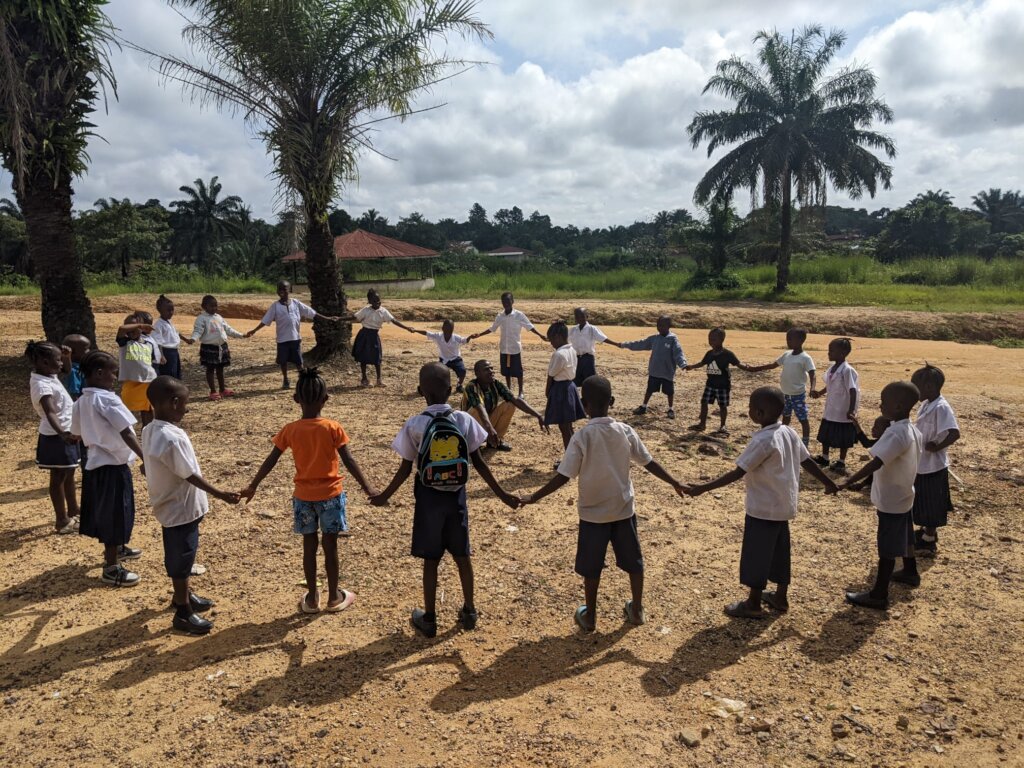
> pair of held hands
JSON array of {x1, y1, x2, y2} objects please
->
[{"x1": 242, "y1": 315, "x2": 345, "y2": 338}]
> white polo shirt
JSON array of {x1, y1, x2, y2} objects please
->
[
  {"x1": 547, "y1": 344, "x2": 578, "y2": 382},
  {"x1": 151, "y1": 318, "x2": 181, "y2": 349},
  {"x1": 392, "y1": 404, "x2": 488, "y2": 493},
  {"x1": 557, "y1": 417, "x2": 653, "y2": 523},
  {"x1": 569, "y1": 323, "x2": 608, "y2": 356},
  {"x1": 30, "y1": 373, "x2": 74, "y2": 435},
  {"x1": 915, "y1": 396, "x2": 959, "y2": 475},
  {"x1": 869, "y1": 419, "x2": 922, "y2": 514},
  {"x1": 142, "y1": 419, "x2": 208, "y2": 528},
  {"x1": 262, "y1": 299, "x2": 316, "y2": 343},
  {"x1": 822, "y1": 361, "x2": 859, "y2": 422},
  {"x1": 735, "y1": 422, "x2": 811, "y2": 521},
  {"x1": 488, "y1": 309, "x2": 535, "y2": 355},
  {"x1": 777, "y1": 351, "x2": 816, "y2": 396},
  {"x1": 354, "y1": 305, "x2": 395, "y2": 330},
  {"x1": 427, "y1": 331, "x2": 468, "y2": 363},
  {"x1": 71, "y1": 387, "x2": 138, "y2": 469}
]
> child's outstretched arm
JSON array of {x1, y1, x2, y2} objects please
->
[
  {"x1": 682, "y1": 467, "x2": 746, "y2": 497},
  {"x1": 370, "y1": 459, "x2": 413, "y2": 506},
  {"x1": 339, "y1": 445, "x2": 380, "y2": 498},
  {"x1": 187, "y1": 474, "x2": 242, "y2": 504},
  {"x1": 811, "y1": 383, "x2": 826, "y2": 399},
  {"x1": 245, "y1": 321, "x2": 268, "y2": 338},
  {"x1": 390, "y1": 317, "x2": 416, "y2": 333},
  {"x1": 240, "y1": 446, "x2": 284, "y2": 501},
  {"x1": 405, "y1": 326, "x2": 428, "y2": 336},
  {"x1": 520, "y1": 471, "x2": 571, "y2": 506},
  {"x1": 800, "y1": 458, "x2": 840, "y2": 494},
  {"x1": 512, "y1": 396, "x2": 549, "y2": 434},
  {"x1": 744, "y1": 361, "x2": 779, "y2": 373},
  {"x1": 925, "y1": 428, "x2": 960, "y2": 453},
  {"x1": 840, "y1": 456, "x2": 882, "y2": 491},
  {"x1": 117, "y1": 323, "x2": 153, "y2": 339},
  {"x1": 469, "y1": 450, "x2": 520, "y2": 509},
  {"x1": 642, "y1": 459, "x2": 687, "y2": 498},
  {"x1": 620, "y1": 337, "x2": 654, "y2": 352}
]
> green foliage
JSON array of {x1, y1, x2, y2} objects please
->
[{"x1": 75, "y1": 198, "x2": 171, "y2": 276}]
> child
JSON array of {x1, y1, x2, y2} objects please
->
[
  {"x1": 371, "y1": 362, "x2": 520, "y2": 637},
  {"x1": 60, "y1": 334, "x2": 91, "y2": 400},
  {"x1": 685, "y1": 327, "x2": 753, "y2": 435},
  {"x1": 407, "y1": 318, "x2": 470, "y2": 393},
  {"x1": 811, "y1": 337, "x2": 859, "y2": 473},
  {"x1": 71, "y1": 350, "x2": 146, "y2": 586},
  {"x1": 841, "y1": 381, "x2": 923, "y2": 608},
  {"x1": 151, "y1": 295, "x2": 182, "y2": 379},
  {"x1": 467, "y1": 292, "x2": 547, "y2": 397},
  {"x1": 747, "y1": 328, "x2": 816, "y2": 446},
  {"x1": 186, "y1": 294, "x2": 246, "y2": 401},
  {"x1": 569, "y1": 307, "x2": 618, "y2": 388},
  {"x1": 521, "y1": 375, "x2": 686, "y2": 631},
  {"x1": 621, "y1": 315, "x2": 686, "y2": 419},
  {"x1": 544, "y1": 321, "x2": 587, "y2": 449},
  {"x1": 246, "y1": 280, "x2": 341, "y2": 389},
  {"x1": 27, "y1": 341, "x2": 82, "y2": 534},
  {"x1": 242, "y1": 367, "x2": 378, "y2": 613},
  {"x1": 682, "y1": 387, "x2": 838, "y2": 618},
  {"x1": 142, "y1": 376, "x2": 241, "y2": 634},
  {"x1": 910, "y1": 364, "x2": 960, "y2": 556},
  {"x1": 350, "y1": 288, "x2": 415, "y2": 387},
  {"x1": 117, "y1": 313, "x2": 159, "y2": 426}
]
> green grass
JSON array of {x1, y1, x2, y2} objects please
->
[{"x1": 0, "y1": 275, "x2": 275, "y2": 297}]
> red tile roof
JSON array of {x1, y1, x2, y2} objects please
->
[{"x1": 283, "y1": 229, "x2": 439, "y2": 262}]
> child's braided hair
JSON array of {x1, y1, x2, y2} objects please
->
[
  {"x1": 295, "y1": 366, "x2": 327, "y2": 406},
  {"x1": 80, "y1": 350, "x2": 116, "y2": 378},
  {"x1": 547, "y1": 320, "x2": 568, "y2": 341},
  {"x1": 24, "y1": 340, "x2": 60, "y2": 364}
]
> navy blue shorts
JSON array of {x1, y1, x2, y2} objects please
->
[
  {"x1": 36, "y1": 434, "x2": 81, "y2": 469},
  {"x1": 277, "y1": 340, "x2": 304, "y2": 367},
  {"x1": 79, "y1": 463, "x2": 135, "y2": 546},
  {"x1": 574, "y1": 515, "x2": 644, "y2": 580},
  {"x1": 442, "y1": 357, "x2": 467, "y2": 379},
  {"x1": 162, "y1": 518, "x2": 200, "y2": 579},
  {"x1": 877, "y1": 510, "x2": 915, "y2": 559},
  {"x1": 645, "y1": 376, "x2": 674, "y2": 398},
  {"x1": 574, "y1": 354, "x2": 597, "y2": 387},
  {"x1": 739, "y1": 516, "x2": 791, "y2": 589},
  {"x1": 500, "y1": 353, "x2": 523, "y2": 379},
  {"x1": 411, "y1": 481, "x2": 471, "y2": 560},
  {"x1": 157, "y1": 347, "x2": 182, "y2": 379}
]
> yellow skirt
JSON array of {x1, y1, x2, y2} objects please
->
[{"x1": 120, "y1": 380, "x2": 151, "y2": 412}]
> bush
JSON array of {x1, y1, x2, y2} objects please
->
[
  {"x1": 684, "y1": 268, "x2": 746, "y2": 290},
  {"x1": 0, "y1": 265, "x2": 32, "y2": 288}
]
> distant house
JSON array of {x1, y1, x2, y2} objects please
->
[
  {"x1": 487, "y1": 245, "x2": 532, "y2": 264},
  {"x1": 446, "y1": 240, "x2": 478, "y2": 255}
]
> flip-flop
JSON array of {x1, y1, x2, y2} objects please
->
[
  {"x1": 574, "y1": 605, "x2": 595, "y2": 632},
  {"x1": 724, "y1": 600, "x2": 767, "y2": 619},
  {"x1": 208, "y1": 392, "x2": 222, "y2": 401},
  {"x1": 713, "y1": 427, "x2": 730, "y2": 436},
  {"x1": 56, "y1": 517, "x2": 79, "y2": 535},
  {"x1": 324, "y1": 590, "x2": 356, "y2": 613},
  {"x1": 623, "y1": 600, "x2": 647, "y2": 626},
  {"x1": 299, "y1": 593, "x2": 321, "y2": 614},
  {"x1": 221, "y1": 389, "x2": 236, "y2": 397},
  {"x1": 761, "y1": 591, "x2": 789, "y2": 612}
]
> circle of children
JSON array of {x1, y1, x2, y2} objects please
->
[{"x1": 26, "y1": 283, "x2": 959, "y2": 637}]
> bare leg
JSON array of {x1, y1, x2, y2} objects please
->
[
  {"x1": 374, "y1": 363, "x2": 382, "y2": 385},
  {"x1": 302, "y1": 533, "x2": 319, "y2": 608},
  {"x1": 422, "y1": 559, "x2": 440, "y2": 616},
  {"x1": 322, "y1": 533, "x2": 340, "y2": 605},
  {"x1": 628, "y1": 571, "x2": 644, "y2": 615},
  {"x1": 63, "y1": 469, "x2": 79, "y2": 519},
  {"x1": 360, "y1": 363, "x2": 369, "y2": 385},
  {"x1": 515, "y1": 376, "x2": 524, "y2": 398},
  {"x1": 870, "y1": 557, "x2": 895, "y2": 601},
  {"x1": 215, "y1": 366, "x2": 226, "y2": 392},
  {"x1": 838, "y1": 446, "x2": 848, "y2": 462},
  {"x1": 171, "y1": 576, "x2": 191, "y2": 613},
  {"x1": 205, "y1": 366, "x2": 216, "y2": 394},
  {"x1": 799, "y1": 418, "x2": 810, "y2": 444},
  {"x1": 719, "y1": 405, "x2": 728, "y2": 430},
  {"x1": 103, "y1": 542, "x2": 118, "y2": 567},
  {"x1": 280, "y1": 363, "x2": 289, "y2": 386},
  {"x1": 558, "y1": 422, "x2": 574, "y2": 449},
  {"x1": 453, "y1": 555, "x2": 475, "y2": 613},
  {"x1": 583, "y1": 576, "x2": 600, "y2": 626},
  {"x1": 49, "y1": 469, "x2": 69, "y2": 530},
  {"x1": 139, "y1": 410, "x2": 153, "y2": 426},
  {"x1": 690, "y1": 402, "x2": 708, "y2": 430}
]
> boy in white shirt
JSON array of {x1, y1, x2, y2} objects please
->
[
  {"x1": 683, "y1": 387, "x2": 837, "y2": 618},
  {"x1": 406, "y1": 318, "x2": 471, "y2": 393},
  {"x1": 841, "y1": 381, "x2": 924, "y2": 609},
  {"x1": 468, "y1": 292, "x2": 547, "y2": 397},
  {"x1": 748, "y1": 328, "x2": 817, "y2": 447},
  {"x1": 371, "y1": 363, "x2": 519, "y2": 638},
  {"x1": 522, "y1": 375, "x2": 687, "y2": 632},
  {"x1": 543, "y1": 321, "x2": 586, "y2": 449},
  {"x1": 569, "y1": 307, "x2": 619, "y2": 387},
  {"x1": 142, "y1": 376, "x2": 241, "y2": 634},
  {"x1": 909, "y1": 364, "x2": 960, "y2": 556}
]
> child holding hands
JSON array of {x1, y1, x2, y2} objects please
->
[
  {"x1": 187, "y1": 294, "x2": 246, "y2": 400},
  {"x1": 811, "y1": 337, "x2": 860, "y2": 472},
  {"x1": 544, "y1": 321, "x2": 587, "y2": 449},
  {"x1": 621, "y1": 315, "x2": 686, "y2": 419},
  {"x1": 747, "y1": 329, "x2": 816, "y2": 446}
]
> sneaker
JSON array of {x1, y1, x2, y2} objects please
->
[
  {"x1": 173, "y1": 611, "x2": 213, "y2": 635},
  {"x1": 118, "y1": 545, "x2": 142, "y2": 561},
  {"x1": 830, "y1": 460, "x2": 847, "y2": 474},
  {"x1": 411, "y1": 608, "x2": 437, "y2": 638},
  {"x1": 632, "y1": 405, "x2": 648, "y2": 415},
  {"x1": 458, "y1": 605, "x2": 478, "y2": 631},
  {"x1": 281, "y1": 380, "x2": 291, "y2": 390},
  {"x1": 666, "y1": 409, "x2": 676, "y2": 420},
  {"x1": 813, "y1": 455, "x2": 830, "y2": 467},
  {"x1": 102, "y1": 564, "x2": 140, "y2": 587}
]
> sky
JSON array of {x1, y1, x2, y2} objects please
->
[{"x1": 7, "y1": 0, "x2": 1024, "y2": 228}]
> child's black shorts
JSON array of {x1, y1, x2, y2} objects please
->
[
  {"x1": 411, "y1": 481, "x2": 471, "y2": 559},
  {"x1": 499, "y1": 353, "x2": 523, "y2": 379},
  {"x1": 739, "y1": 515, "x2": 791, "y2": 589},
  {"x1": 645, "y1": 376, "x2": 674, "y2": 398},
  {"x1": 574, "y1": 515, "x2": 643, "y2": 580},
  {"x1": 162, "y1": 518, "x2": 201, "y2": 579},
  {"x1": 876, "y1": 510, "x2": 914, "y2": 559}
]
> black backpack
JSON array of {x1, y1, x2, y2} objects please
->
[{"x1": 416, "y1": 409, "x2": 470, "y2": 488}]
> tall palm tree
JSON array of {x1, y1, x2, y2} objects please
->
[
  {"x1": 688, "y1": 25, "x2": 895, "y2": 292},
  {"x1": 169, "y1": 176, "x2": 242, "y2": 266},
  {"x1": 0, "y1": 0, "x2": 115, "y2": 343},
  {"x1": 972, "y1": 188, "x2": 1024, "y2": 234},
  {"x1": 0, "y1": 198, "x2": 23, "y2": 219},
  {"x1": 153, "y1": 0, "x2": 490, "y2": 359}
]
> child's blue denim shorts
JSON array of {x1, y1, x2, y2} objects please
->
[{"x1": 292, "y1": 492, "x2": 348, "y2": 535}]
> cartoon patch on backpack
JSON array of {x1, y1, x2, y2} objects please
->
[{"x1": 417, "y1": 410, "x2": 470, "y2": 488}]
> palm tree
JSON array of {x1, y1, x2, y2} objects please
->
[
  {"x1": 153, "y1": 0, "x2": 490, "y2": 359},
  {"x1": 972, "y1": 188, "x2": 1024, "y2": 234},
  {"x1": 915, "y1": 189, "x2": 953, "y2": 207},
  {"x1": 688, "y1": 25, "x2": 896, "y2": 292},
  {"x1": 0, "y1": 1, "x2": 115, "y2": 343},
  {"x1": 360, "y1": 208, "x2": 382, "y2": 234},
  {"x1": 169, "y1": 176, "x2": 242, "y2": 266},
  {"x1": 0, "y1": 198, "x2": 23, "y2": 220}
]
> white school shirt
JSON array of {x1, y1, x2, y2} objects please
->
[
  {"x1": 547, "y1": 344, "x2": 578, "y2": 382},
  {"x1": 30, "y1": 373, "x2": 74, "y2": 435},
  {"x1": 488, "y1": 309, "x2": 535, "y2": 355},
  {"x1": 776, "y1": 351, "x2": 816, "y2": 396},
  {"x1": 151, "y1": 318, "x2": 181, "y2": 349},
  {"x1": 261, "y1": 299, "x2": 316, "y2": 343},
  {"x1": 71, "y1": 387, "x2": 138, "y2": 469},
  {"x1": 869, "y1": 419, "x2": 922, "y2": 514},
  {"x1": 191, "y1": 312, "x2": 244, "y2": 345},
  {"x1": 142, "y1": 420, "x2": 208, "y2": 528},
  {"x1": 568, "y1": 323, "x2": 608, "y2": 356},
  {"x1": 822, "y1": 361, "x2": 859, "y2": 422},
  {"x1": 392, "y1": 405, "x2": 488, "y2": 492},
  {"x1": 426, "y1": 331, "x2": 468, "y2": 363},
  {"x1": 354, "y1": 305, "x2": 395, "y2": 330},
  {"x1": 557, "y1": 417, "x2": 653, "y2": 523},
  {"x1": 915, "y1": 396, "x2": 959, "y2": 475},
  {"x1": 735, "y1": 422, "x2": 811, "y2": 521}
]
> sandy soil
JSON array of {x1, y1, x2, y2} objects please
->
[{"x1": 1, "y1": 298, "x2": 1022, "y2": 768}]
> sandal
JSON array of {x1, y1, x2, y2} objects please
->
[
  {"x1": 761, "y1": 591, "x2": 789, "y2": 613},
  {"x1": 221, "y1": 389, "x2": 236, "y2": 398},
  {"x1": 724, "y1": 600, "x2": 766, "y2": 619},
  {"x1": 323, "y1": 590, "x2": 356, "y2": 613},
  {"x1": 713, "y1": 427, "x2": 730, "y2": 436},
  {"x1": 574, "y1": 605, "x2": 595, "y2": 632},
  {"x1": 208, "y1": 392, "x2": 222, "y2": 401},
  {"x1": 299, "y1": 592, "x2": 321, "y2": 614},
  {"x1": 57, "y1": 517, "x2": 79, "y2": 535},
  {"x1": 623, "y1": 600, "x2": 646, "y2": 626}
]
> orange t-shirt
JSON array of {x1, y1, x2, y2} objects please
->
[{"x1": 272, "y1": 418, "x2": 350, "y2": 501}]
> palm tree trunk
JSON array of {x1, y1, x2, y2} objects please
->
[
  {"x1": 775, "y1": 170, "x2": 793, "y2": 293},
  {"x1": 303, "y1": 210, "x2": 349, "y2": 361},
  {"x1": 16, "y1": 169, "x2": 96, "y2": 345}
]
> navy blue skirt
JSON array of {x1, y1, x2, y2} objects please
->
[
  {"x1": 79, "y1": 464, "x2": 135, "y2": 545},
  {"x1": 574, "y1": 353, "x2": 597, "y2": 387},
  {"x1": 544, "y1": 379, "x2": 587, "y2": 425},
  {"x1": 36, "y1": 434, "x2": 81, "y2": 469},
  {"x1": 352, "y1": 328, "x2": 382, "y2": 365},
  {"x1": 158, "y1": 347, "x2": 182, "y2": 379},
  {"x1": 912, "y1": 468, "x2": 953, "y2": 528},
  {"x1": 817, "y1": 419, "x2": 857, "y2": 449}
]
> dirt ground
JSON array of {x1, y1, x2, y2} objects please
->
[{"x1": 1, "y1": 295, "x2": 1022, "y2": 768}]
